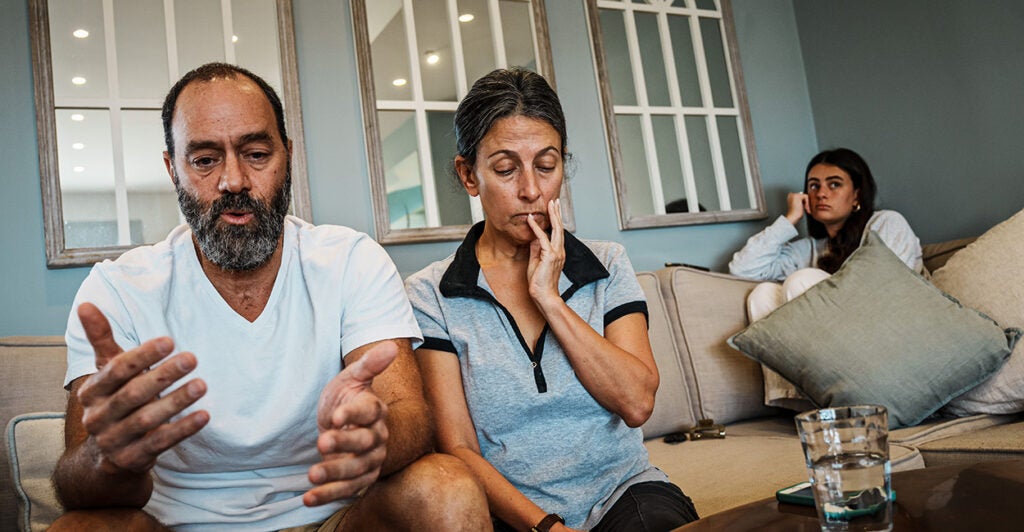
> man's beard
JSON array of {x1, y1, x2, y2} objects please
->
[{"x1": 176, "y1": 171, "x2": 291, "y2": 271}]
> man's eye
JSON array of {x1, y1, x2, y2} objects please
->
[
  {"x1": 191, "y1": 156, "x2": 217, "y2": 168},
  {"x1": 247, "y1": 152, "x2": 269, "y2": 161},
  {"x1": 495, "y1": 167, "x2": 515, "y2": 176}
]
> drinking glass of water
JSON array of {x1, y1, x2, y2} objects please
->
[{"x1": 795, "y1": 405, "x2": 892, "y2": 532}]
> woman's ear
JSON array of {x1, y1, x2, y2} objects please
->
[{"x1": 455, "y1": 156, "x2": 480, "y2": 197}]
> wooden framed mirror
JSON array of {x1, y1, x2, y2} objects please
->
[
  {"x1": 30, "y1": 0, "x2": 310, "y2": 267},
  {"x1": 352, "y1": 0, "x2": 573, "y2": 244},
  {"x1": 585, "y1": 0, "x2": 765, "y2": 229}
]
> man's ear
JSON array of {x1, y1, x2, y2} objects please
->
[
  {"x1": 455, "y1": 156, "x2": 479, "y2": 197},
  {"x1": 163, "y1": 151, "x2": 176, "y2": 185}
]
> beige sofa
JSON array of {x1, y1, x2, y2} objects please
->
[
  {"x1": 637, "y1": 237, "x2": 1024, "y2": 517},
  {"x1": 4, "y1": 238, "x2": 1023, "y2": 530}
]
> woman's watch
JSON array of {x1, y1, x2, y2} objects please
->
[{"x1": 530, "y1": 513, "x2": 565, "y2": 532}]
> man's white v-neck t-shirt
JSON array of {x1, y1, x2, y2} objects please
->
[{"x1": 64, "y1": 215, "x2": 422, "y2": 530}]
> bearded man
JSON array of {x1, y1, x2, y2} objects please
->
[{"x1": 50, "y1": 63, "x2": 489, "y2": 532}]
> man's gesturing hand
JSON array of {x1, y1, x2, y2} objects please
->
[
  {"x1": 75, "y1": 302, "x2": 209, "y2": 474},
  {"x1": 305, "y1": 341, "x2": 398, "y2": 506}
]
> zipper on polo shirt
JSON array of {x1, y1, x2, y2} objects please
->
[{"x1": 468, "y1": 284, "x2": 585, "y2": 394}]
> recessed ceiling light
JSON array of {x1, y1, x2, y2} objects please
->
[
  {"x1": 232, "y1": 35, "x2": 239, "y2": 43},
  {"x1": 458, "y1": 13, "x2": 474, "y2": 23},
  {"x1": 425, "y1": 51, "x2": 440, "y2": 65},
  {"x1": 72, "y1": 142, "x2": 85, "y2": 150},
  {"x1": 392, "y1": 78, "x2": 408, "y2": 87},
  {"x1": 73, "y1": 29, "x2": 89, "y2": 38},
  {"x1": 73, "y1": 166, "x2": 85, "y2": 173},
  {"x1": 70, "y1": 113, "x2": 85, "y2": 121},
  {"x1": 71, "y1": 76, "x2": 87, "y2": 85}
]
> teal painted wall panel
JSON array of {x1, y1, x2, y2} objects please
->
[
  {"x1": 0, "y1": 0, "x2": 91, "y2": 336},
  {"x1": 1, "y1": 0, "x2": 816, "y2": 335},
  {"x1": 794, "y1": 0, "x2": 1024, "y2": 243}
]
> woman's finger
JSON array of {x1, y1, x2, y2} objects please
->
[
  {"x1": 549, "y1": 199, "x2": 564, "y2": 252},
  {"x1": 527, "y1": 213, "x2": 551, "y2": 251}
]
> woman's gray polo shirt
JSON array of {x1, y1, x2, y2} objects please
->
[{"x1": 405, "y1": 223, "x2": 668, "y2": 529}]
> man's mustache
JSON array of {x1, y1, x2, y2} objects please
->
[{"x1": 208, "y1": 192, "x2": 265, "y2": 219}]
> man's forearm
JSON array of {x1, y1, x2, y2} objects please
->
[
  {"x1": 380, "y1": 397, "x2": 434, "y2": 476},
  {"x1": 53, "y1": 439, "x2": 154, "y2": 510}
]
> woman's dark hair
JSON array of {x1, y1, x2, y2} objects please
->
[
  {"x1": 161, "y1": 62, "x2": 288, "y2": 162},
  {"x1": 805, "y1": 147, "x2": 877, "y2": 273},
  {"x1": 452, "y1": 67, "x2": 568, "y2": 177}
]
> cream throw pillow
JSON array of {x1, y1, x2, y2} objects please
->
[{"x1": 933, "y1": 208, "x2": 1024, "y2": 415}]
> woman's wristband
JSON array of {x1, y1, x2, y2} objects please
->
[{"x1": 530, "y1": 513, "x2": 565, "y2": 532}]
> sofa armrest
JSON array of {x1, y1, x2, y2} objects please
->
[{"x1": 6, "y1": 413, "x2": 64, "y2": 532}]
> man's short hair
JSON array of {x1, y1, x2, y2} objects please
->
[{"x1": 161, "y1": 62, "x2": 289, "y2": 160}]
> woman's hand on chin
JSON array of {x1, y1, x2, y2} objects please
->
[
  {"x1": 785, "y1": 192, "x2": 809, "y2": 226},
  {"x1": 526, "y1": 198, "x2": 565, "y2": 307}
]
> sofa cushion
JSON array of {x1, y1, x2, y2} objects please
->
[
  {"x1": 932, "y1": 208, "x2": 1024, "y2": 416},
  {"x1": 6, "y1": 412, "x2": 64, "y2": 532},
  {"x1": 912, "y1": 415, "x2": 1024, "y2": 467},
  {"x1": 656, "y1": 267, "x2": 779, "y2": 426},
  {"x1": 644, "y1": 416, "x2": 924, "y2": 516},
  {"x1": 921, "y1": 236, "x2": 977, "y2": 274},
  {"x1": 729, "y1": 232, "x2": 1021, "y2": 428},
  {"x1": 637, "y1": 271, "x2": 697, "y2": 438}
]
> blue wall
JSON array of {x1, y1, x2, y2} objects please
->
[
  {"x1": 793, "y1": 0, "x2": 1024, "y2": 243},
  {"x1": 1, "y1": 0, "x2": 817, "y2": 335}
]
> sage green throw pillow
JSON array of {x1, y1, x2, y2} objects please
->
[{"x1": 728, "y1": 232, "x2": 1021, "y2": 428}]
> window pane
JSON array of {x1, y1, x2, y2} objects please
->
[
  {"x1": 458, "y1": 0, "x2": 496, "y2": 86},
  {"x1": 685, "y1": 115, "x2": 719, "y2": 211},
  {"x1": 368, "y1": 1, "x2": 413, "y2": 100},
  {"x1": 379, "y1": 111, "x2": 426, "y2": 229},
  {"x1": 700, "y1": 16, "x2": 733, "y2": 108},
  {"x1": 718, "y1": 115, "x2": 751, "y2": 209},
  {"x1": 113, "y1": 0, "x2": 168, "y2": 100},
  {"x1": 695, "y1": 0, "x2": 718, "y2": 10},
  {"x1": 668, "y1": 14, "x2": 701, "y2": 107},
  {"x1": 416, "y1": 0, "x2": 458, "y2": 101},
  {"x1": 427, "y1": 111, "x2": 472, "y2": 226},
  {"x1": 56, "y1": 109, "x2": 117, "y2": 248},
  {"x1": 500, "y1": 0, "x2": 537, "y2": 70},
  {"x1": 123, "y1": 110, "x2": 179, "y2": 244},
  {"x1": 652, "y1": 115, "x2": 685, "y2": 213},
  {"x1": 616, "y1": 114, "x2": 654, "y2": 216},
  {"x1": 599, "y1": 9, "x2": 636, "y2": 106},
  {"x1": 175, "y1": 0, "x2": 225, "y2": 72},
  {"x1": 635, "y1": 12, "x2": 670, "y2": 107},
  {"x1": 232, "y1": 0, "x2": 282, "y2": 93},
  {"x1": 49, "y1": 0, "x2": 109, "y2": 102}
]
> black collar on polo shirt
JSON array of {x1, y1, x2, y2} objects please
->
[{"x1": 439, "y1": 221, "x2": 610, "y2": 300}]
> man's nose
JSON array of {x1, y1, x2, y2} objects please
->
[{"x1": 218, "y1": 154, "x2": 250, "y2": 193}]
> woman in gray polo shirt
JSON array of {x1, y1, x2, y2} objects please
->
[{"x1": 405, "y1": 68, "x2": 698, "y2": 532}]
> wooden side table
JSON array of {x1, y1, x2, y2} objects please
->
[{"x1": 675, "y1": 460, "x2": 1024, "y2": 531}]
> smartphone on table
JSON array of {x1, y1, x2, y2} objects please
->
[{"x1": 776, "y1": 481, "x2": 896, "y2": 508}]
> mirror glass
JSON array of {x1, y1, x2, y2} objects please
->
[
  {"x1": 354, "y1": 0, "x2": 571, "y2": 244},
  {"x1": 31, "y1": 0, "x2": 309, "y2": 267},
  {"x1": 587, "y1": 0, "x2": 765, "y2": 229}
]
